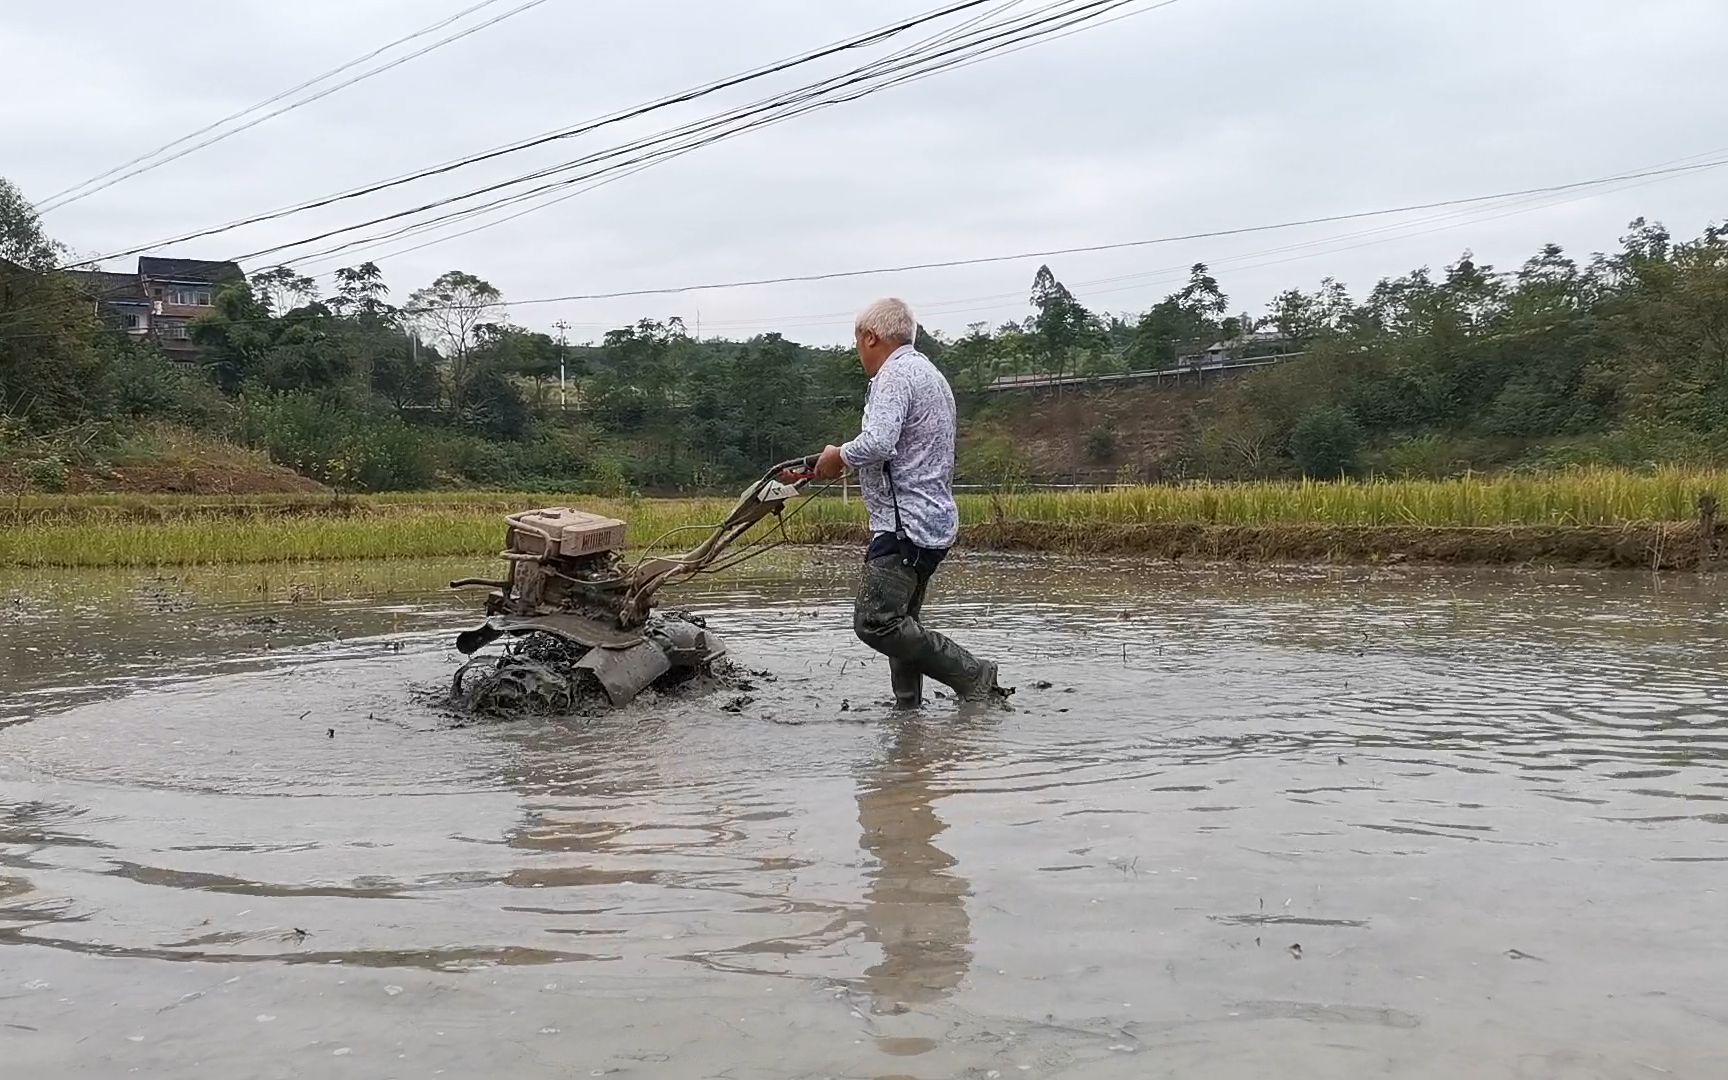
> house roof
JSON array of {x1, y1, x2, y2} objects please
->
[
  {"x1": 137, "y1": 257, "x2": 245, "y2": 284},
  {"x1": 64, "y1": 269, "x2": 151, "y2": 303}
]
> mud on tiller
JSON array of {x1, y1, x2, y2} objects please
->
[{"x1": 449, "y1": 455, "x2": 821, "y2": 713}]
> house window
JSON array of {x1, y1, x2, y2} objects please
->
[
  {"x1": 157, "y1": 322, "x2": 191, "y2": 340},
  {"x1": 168, "y1": 287, "x2": 213, "y2": 306},
  {"x1": 123, "y1": 313, "x2": 145, "y2": 330}
]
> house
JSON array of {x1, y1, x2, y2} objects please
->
[
  {"x1": 66, "y1": 256, "x2": 244, "y2": 360},
  {"x1": 1178, "y1": 330, "x2": 1299, "y2": 368},
  {"x1": 67, "y1": 270, "x2": 155, "y2": 340}
]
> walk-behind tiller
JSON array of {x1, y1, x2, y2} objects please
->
[{"x1": 449, "y1": 455, "x2": 820, "y2": 713}]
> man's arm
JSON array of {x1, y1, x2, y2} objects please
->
[{"x1": 839, "y1": 368, "x2": 911, "y2": 469}]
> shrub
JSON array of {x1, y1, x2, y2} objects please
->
[
  {"x1": 957, "y1": 432, "x2": 1030, "y2": 487},
  {"x1": 109, "y1": 346, "x2": 231, "y2": 427},
  {"x1": 239, "y1": 391, "x2": 438, "y2": 491},
  {"x1": 1085, "y1": 425, "x2": 1116, "y2": 464},
  {"x1": 1516, "y1": 422, "x2": 1728, "y2": 472},
  {"x1": 439, "y1": 435, "x2": 519, "y2": 488},
  {"x1": 349, "y1": 422, "x2": 440, "y2": 491},
  {"x1": 21, "y1": 452, "x2": 70, "y2": 492},
  {"x1": 1374, "y1": 434, "x2": 1461, "y2": 478},
  {"x1": 512, "y1": 429, "x2": 589, "y2": 487},
  {"x1": 588, "y1": 456, "x2": 629, "y2": 497},
  {"x1": 1289, "y1": 406, "x2": 1364, "y2": 478}
]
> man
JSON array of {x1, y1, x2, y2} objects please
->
[{"x1": 809, "y1": 297, "x2": 1002, "y2": 707}]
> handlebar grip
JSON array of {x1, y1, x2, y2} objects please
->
[{"x1": 766, "y1": 453, "x2": 823, "y2": 483}]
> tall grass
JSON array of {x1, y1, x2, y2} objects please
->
[
  {"x1": 0, "y1": 502, "x2": 806, "y2": 568},
  {"x1": 970, "y1": 467, "x2": 1721, "y2": 529},
  {"x1": 1, "y1": 467, "x2": 1719, "y2": 568}
]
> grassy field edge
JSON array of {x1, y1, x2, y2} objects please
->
[{"x1": 1, "y1": 467, "x2": 1721, "y2": 570}]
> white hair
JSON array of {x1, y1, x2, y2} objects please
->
[{"x1": 855, "y1": 297, "x2": 918, "y2": 345}]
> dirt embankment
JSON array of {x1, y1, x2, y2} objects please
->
[
  {"x1": 2, "y1": 424, "x2": 326, "y2": 496},
  {"x1": 801, "y1": 520, "x2": 1720, "y2": 571},
  {"x1": 62, "y1": 462, "x2": 326, "y2": 495},
  {"x1": 966, "y1": 377, "x2": 1228, "y2": 481}
]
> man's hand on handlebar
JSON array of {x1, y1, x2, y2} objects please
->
[
  {"x1": 812, "y1": 445, "x2": 845, "y2": 481},
  {"x1": 779, "y1": 446, "x2": 845, "y2": 483}
]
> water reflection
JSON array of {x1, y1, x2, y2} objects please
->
[{"x1": 854, "y1": 719, "x2": 974, "y2": 1015}]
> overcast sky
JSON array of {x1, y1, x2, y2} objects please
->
[{"x1": 4, "y1": 0, "x2": 1725, "y2": 345}]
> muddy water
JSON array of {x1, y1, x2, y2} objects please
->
[{"x1": 2, "y1": 555, "x2": 1727, "y2": 1079}]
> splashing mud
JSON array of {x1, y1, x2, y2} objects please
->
[{"x1": 2, "y1": 554, "x2": 1727, "y2": 1078}]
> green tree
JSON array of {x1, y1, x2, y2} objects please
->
[
  {"x1": 586, "y1": 318, "x2": 694, "y2": 483},
  {"x1": 1607, "y1": 220, "x2": 1728, "y2": 434},
  {"x1": 465, "y1": 364, "x2": 531, "y2": 441},
  {"x1": 0, "y1": 178, "x2": 65, "y2": 270},
  {"x1": 250, "y1": 265, "x2": 318, "y2": 315},
  {"x1": 725, "y1": 333, "x2": 812, "y2": 468},
  {"x1": 188, "y1": 283, "x2": 275, "y2": 392},
  {"x1": 191, "y1": 279, "x2": 358, "y2": 394},
  {"x1": 368, "y1": 336, "x2": 440, "y2": 415},
  {"x1": 327, "y1": 262, "x2": 392, "y2": 322},
  {"x1": 0, "y1": 272, "x2": 107, "y2": 428},
  {"x1": 943, "y1": 322, "x2": 998, "y2": 393},
  {"x1": 914, "y1": 324, "x2": 946, "y2": 362},
  {"x1": 0, "y1": 177, "x2": 110, "y2": 428},
  {"x1": 1289, "y1": 406, "x2": 1364, "y2": 477},
  {"x1": 1267, "y1": 277, "x2": 1354, "y2": 348},
  {"x1": 1127, "y1": 263, "x2": 1228, "y2": 368},
  {"x1": 472, "y1": 323, "x2": 570, "y2": 408},
  {"x1": 1029, "y1": 264, "x2": 1099, "y2": 381},
  {"x1": 408, "y1": 271, "x2": 502, "y2": 416}
]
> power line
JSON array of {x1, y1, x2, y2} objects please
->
[
  {"x1": 71, "y1": 0, "x2": 1009, "y2": 265},
  {"x1": 446, "y1": 176, "x2": 1691, "y2": 337},
  {"x1": 476, "y1": 157, "x2": 1728, "y2": 309},
  {"x1": 748, "y1": 165, "x2": 1709, "y2": 331},
  {"x1": 231, "y1": 0, "x2": 1153, "y2": 267},
  {"x1": 303, "y1": 0, "x2": 1177, "y2": 271},
  {"x1": 38, "y1": 0, "x2": 552, "y2": 216},
  {"x1": 7, "y1": 153, "x2": 1722, "y2": 338},
  {"x1": 237, "y1": 152, "x2": 1681, "y2": 334},
  {"x1": 240, "y1": 0, "x2": 1133, "y2": 264},
  {"x1": 294, "y1": 0, "x2": 1050, "y2": 271},
  {"x1": 37, "y1": 0, "x2": 513, "y2": 208},
  {"x1": 693, "y1": 191, "x2": 1601, "y2": 332},
  {"x1": 347, "y1": 135, "x2": 1728, "y2": 327}
]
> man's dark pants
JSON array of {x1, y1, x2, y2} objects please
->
[{"x1": 853, "y1": 532, "x2": 991, "y2": 706}]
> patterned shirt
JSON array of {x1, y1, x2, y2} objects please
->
[{"x1": 839, "y1": 344, "x2": 960, "y2": 550}]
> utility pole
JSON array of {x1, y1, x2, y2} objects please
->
[{"x1": 553, "y1": 320, "x2": 570, "y2": 411}]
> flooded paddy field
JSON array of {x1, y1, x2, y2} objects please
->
[{"x1": 2, "y1": 553, "x2": 1726, "y2": 1079}]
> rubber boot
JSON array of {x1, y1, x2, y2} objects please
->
[
  {"x1": 890, "y1": 570, "x2": 929, "y2": 708},
  {"x1": 855, "y1": 556, "x2": 996, "y2": 703},
  {"x1": 889, "y1": 659, "x2": 924, "y2": 709},
  {"x1": 952, "y1": 659, "x2": 1002, "y2": 702},
  {"x1": 909, "y1": 632, "x2": 998, "y2": 701}
]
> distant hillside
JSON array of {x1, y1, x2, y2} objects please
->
[{"x1": 959, "y1": 376, "x2": 1237, "y2": 484}]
